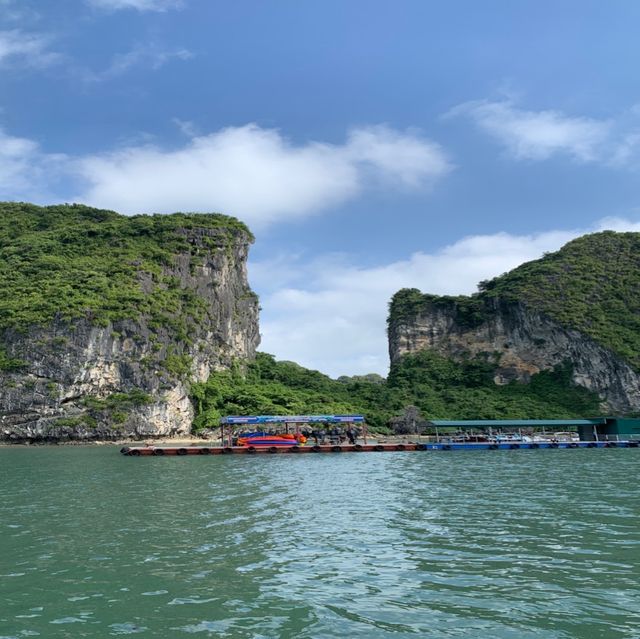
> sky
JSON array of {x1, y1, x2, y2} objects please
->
[{"x1": 2, "y1": 0, "x2": 640, "y2": 377}]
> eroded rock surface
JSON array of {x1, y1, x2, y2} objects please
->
[
  {"x1": 388, "y1": 297, "x2": 640, "y2": 413},
  {"x1": 0, "y1": 226, "x2": 259, "y2": 442}
]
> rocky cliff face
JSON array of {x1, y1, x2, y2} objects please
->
[
  {"x1": 388, "y1": 296, "x2": 640, "y2": 413},
  {"x1": 0, "y1": 225, "x2": 259, "y2": 442}
]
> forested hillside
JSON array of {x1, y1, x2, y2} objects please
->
[
  {"x1": 477, "y1": 231, "x2": 640, "y2": 369},
  {"x1": 192, "y1": 352, "x2": 602, "y2": 432},
  {"x1": 385, "y1": 231, "x2": 640, "y2": 417},
  {"x1": 196, "y1": 232, "x2": 640, "y2": 429},
  {"x1": 389, "y1": 232, "x2": 640, "y2": 370},
  {"x1": 0, "y1": 202, "x2": 251, "y2": 338}
]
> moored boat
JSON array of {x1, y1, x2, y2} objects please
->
[{"x1": 236, "y1": 432, "x2": 307, "y2": 447}]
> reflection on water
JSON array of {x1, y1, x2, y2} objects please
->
[{"x1": 0, "y1": 447, "x2": 639, "y2": 638}]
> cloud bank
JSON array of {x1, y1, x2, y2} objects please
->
[
  {"x1": 0, "y1": 122, "x2": 450, "y2": 226},
  {"x1": 75, "y1": 124, "x2": 452, "y2": 226}
]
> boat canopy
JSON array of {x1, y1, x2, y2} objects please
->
[{"x1": 220, "y1": 414, "x2": 365, "y2": 425}]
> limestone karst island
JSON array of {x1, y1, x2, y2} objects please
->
[{"x1": 1, "y1": 202, "x2": 640, "y2": 444}]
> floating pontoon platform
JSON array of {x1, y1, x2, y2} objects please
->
[{"x1": 121, "y1": 440, "x2": 639, "y2": 456}]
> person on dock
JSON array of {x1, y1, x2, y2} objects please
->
[{"x1": 311, "y1": 427, "x2": 326, "y2": 445}]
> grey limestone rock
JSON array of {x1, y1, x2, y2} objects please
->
[
  {"x1": 0, "y1": 227, "x2": 259, "y2": 442},
  {"x1": 388, "y1": 297, "x2": 640, "y2": 413}
]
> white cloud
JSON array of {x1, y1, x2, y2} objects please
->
[
  {"x1": 610, "y1": 132, "x2": 640, "y2": 167},
  {"x1": 253, "y1": 218, "x2": 640, "y2": 378},
  {"x1": 81, "y1": 43, "x2": 193, "y2": 82},
  {"x1": 345, "y1": 126, "x2": 451, "y2": 187},
  {"x1": 0, "y1": 128, "x2": 66, "y2": 200},
  {"x1": 592, "y1": 216, "x2": 640, "y2": 233},
  {"x1": 0, "y1": 128, "x2": 40, "y2": 191},
  {"x1": 74, "y1": 124, "x2": 451, "y2": 226},
  {"x1": 107, "y1": 44, "x2": 192, "y2": 73},
  {"x1": 450, "y1": 99, "x2": 611, "y2": 162},
  {"x1": 0, "y1": 122, "x2": 450, "y2": 223},
  {"x1": 87, "y1": 0, "x2": 183, "y2": 11},
  {"x1": 0, "y1": 29, "x2": 59, "y2": 67}
]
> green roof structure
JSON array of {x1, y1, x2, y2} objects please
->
[{"x1": 430, "y1": 419, "x2": 605, "y2": 428}]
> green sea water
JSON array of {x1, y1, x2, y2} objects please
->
[{"x1": 0, "y1": 447, "x2": 638, "y2": 638}]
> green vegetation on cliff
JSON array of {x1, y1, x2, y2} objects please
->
[
  {"x1": 0, "y1": 346, "x2": 26, "y2": 372},
  {"x1": 389, "y1": 232, "x2": 640, "y2": 370},
  {"x1": 192, "y1": 351, "x2": 602, "y2": 432},
  {"x1": 387, "y1": 350, "x2": 600, "y2": 420},
  {"x1": 389, "y1": 288, "x2": 487, "y2": 329},
  {"x1": 478, "y1": 231, "x2": 640, "y2": 369},
  {"x1": 0, "y1": 202, "x2": 252, "y2": 334}
]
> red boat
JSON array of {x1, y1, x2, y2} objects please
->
[{"x1": 236, "y1": 433, "x2": 307, "y2": 447}]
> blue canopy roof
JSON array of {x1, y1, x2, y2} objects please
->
[{"x1": 220, "y1": 414, "x2": 365, "y2": 425}]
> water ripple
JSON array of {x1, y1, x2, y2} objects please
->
[{"x1": 0, "y1": 447, "x2": 639, "y2": 638}]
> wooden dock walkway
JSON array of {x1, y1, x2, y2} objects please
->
[{"x1": 121, "y1": 440, "x2": 639, "y2": 456}]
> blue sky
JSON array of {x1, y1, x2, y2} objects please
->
[{"x1": 3, "y1": 0, "x2": 640, "y2": 376}]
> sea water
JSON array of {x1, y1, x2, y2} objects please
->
[{"x1": 0, "y1": 446, "x2": 638, "y2": 638}]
